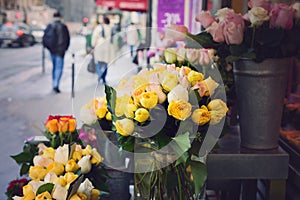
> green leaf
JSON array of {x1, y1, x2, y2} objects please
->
[
  {"x1": 20, "y1": 163, "x2": 30, "y2": 176},
  {"x1": 11, "y1": 152, "x2": 34, "y2": 164},
  {"x1": 36, "y1": 183, "x2": 54, "y2": 195},
  {"x1": 105, "y1": 85, "x2": 117, "y2": 121},
  {"x1": 172, "y1": 132, "x2": 191, "y2": 153},
  {"x1": 175, "y1": 152, "x2": 189, "y2": 167},
  {"x1": 190, "y1": 160, "x2": 207, "y2": 198}
]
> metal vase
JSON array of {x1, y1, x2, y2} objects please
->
[{"x1": 233, "y1": 58, "x2": 291, "y2": 149}]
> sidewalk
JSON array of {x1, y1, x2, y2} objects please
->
[{"x1": 0, "y1": 36, "x2": 139, "y2": 198}]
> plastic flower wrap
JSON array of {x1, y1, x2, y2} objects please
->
[
  {"x1": 44, "y1": 115, "x2": 82, "y2": 147},
  {"x1": 12, "y1": 143, "x2": 104, "y2": 200}
]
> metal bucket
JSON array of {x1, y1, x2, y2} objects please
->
[{"x1": 233, "y1": 58, "x2": 291, "y2": 149}]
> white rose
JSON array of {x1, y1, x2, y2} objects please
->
[
  {"x1": 248, "y1": 7, "x2": 269, "y2": 26},
  {"x1": 168, "y1": 84, "x2": 188, "y2": 103},
  {"x1": 77, "y1": 178, "x2": 94, "y2": 199},
  {"x1": 78, "y1": 155, "x2": 92, "y2": 174},
  {"x1": 44, "y1": 172, "x2": 58, "y2": 183},
  {"x1": 176, "y1": 48, "x2": 186, "y2": 62},
  {"x1": 54, "y1": 144, "x2": 69, "y2": 165},
  {"x1": 79, "y1": 105, "x2": 97, "y2": 125},
  {"x1": 186, "y1": 49, "x2": 200, "y2": 64},
  {"x1": 52, "y1": 183, "x2": 68, "y2": 200}
]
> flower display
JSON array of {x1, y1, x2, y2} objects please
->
[{"x1": 103, "y1": 52, "x2": 228, "y2": 198}]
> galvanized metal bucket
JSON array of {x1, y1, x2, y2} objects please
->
[{"x1": 233, "y1": 58, "x2": 291, "y2": 149}]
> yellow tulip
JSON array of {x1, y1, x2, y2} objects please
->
[
  {"x1": 42, "y1": 147, "x2": 55, "y2": 159},
  {"x1": 72, "y1": 150, "x2": 82, "y2": 161},
  {"x1": 58, "y1": 117, "x2": 69, "y2": 133},
  {"x1": 91, "y1": 189, "x2": 101, "y2": 200},
  {"x1": 162, "y1": 72, "x2": 178, "y2": 92},
  {"x1": 29, "y1": 166, "x2": 47, "y2": 181},
  {"x1": 46, "y1": 119, "x2": 58, "y2": 133},
  {"x1": 64, "y1": 172, "x2": 78, "y2": 184},
  {"x1": 91, "y1": 148, "x2": 104, "y2": 166},
  {"x1": 187, "y1": 70, "x2": 204, "y2": 86},
  {"x1": 65, "y1": 159, "x2": 79, "y2": 172},
  {"x1": 192, "y1": 105, "x2": 211, "y2": 125},
  {"x1": 47, "y1": 162, "x2": 65, "y2": 176},
  {"x1": 82, "y1": 145, "x2": 92, "y2": 156},
  {"x1": 207, "y1": 99, "x2": 228, "y2": 125},
  {"x1": 35, "y1": 191, "x2": 52, "y2": 200},
  {"x1": 140, "y1": 91, "x2": 158, "y2": 109},
  {"x1": 58, "y1": 176, "x2": 67, "y2": 187},
  {"x1": 168, "y1": 100, "x2": 192, "y2": 120},
  {"x1": 116, "y1": 118, "x2": 135, "y2": 136},
  {"x1": 23, "y1": 184, "x2": 36, "y2": 200},
  {"x1": 134, "y1": 108, "x2": 150, "y2": 123}
]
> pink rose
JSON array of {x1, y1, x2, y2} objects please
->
[
  {"x1": 199, "y1": 49, "x2": 212, "y2": 65},
  {"x1": 195, "y1": 11, "x2": 216, "y2": 28},
  {"x1": 248, "y1": 0, "x2": 271, "y2": 12},
  {"x1": 269, "y1": 3, "x2": 295, "y2": 29},
  {"x1": 223, "y1": 11, "x2": 245, "y2": 30},
  {"x1": 223, "y1": 22, "x2": 244, "y2": 45},
  {"x1": 206, "y1": 22, "x2": 224, "y2": 43},
  {"x1": 165, "y1": 24, "x2": 188, "y2": 41}
]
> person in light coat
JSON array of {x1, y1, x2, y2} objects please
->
[
  {"x1": 126, "y1": 22, "x2": 139, "y2": 57},
  {"x1": 91, "y1": 17, "x2": 115, "y2": 83}
]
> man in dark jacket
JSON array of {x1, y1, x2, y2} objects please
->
[{"x1": 44, "y1": 11, "x2": 70, "y2": 93}]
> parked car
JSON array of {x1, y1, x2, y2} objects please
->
[
  {"x1": 0, "y1": 22, "x2": 35, "y2": 47},
  {"x1": 30, "y1": 25, "x2": 45, "y2": 43}
]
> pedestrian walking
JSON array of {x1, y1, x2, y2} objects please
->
[
  {"x1": 126, "y1": 22, "x2": 140, "y2": 57},
  {"x1": 43, "y1": 11, "x2": 70, "y2": 94},
  {"x1": 91, "y1": 16, "x2": 115, "y2": 83}
]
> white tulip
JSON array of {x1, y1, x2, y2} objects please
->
[
  {"x1": 78, "y1": 155, "x2": 92, "y2": 174},
  {"x1": 79, "y1": 105, "x2": 98, "y2": 125},
  {"x1": 77, "y1": 178, "x2": 94, "y2": 199},
  {"x1": 44, "y1": 172, "x2": 58, "y2": 183},
  {"x1": 33, "y1": 155, "x2": 53, "y2": 167},
  {"x1": 52, "y1": 183, "x2": 68, "y2": 200},
  {"x1": 54, "y1": 144, "x2": 69, "y2": 165},
  {"x1": 29, "y1": 181, "x2": 45, "y2": 194}
]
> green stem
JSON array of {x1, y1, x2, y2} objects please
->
[
  {"x1": 176, "y1": 166, "x2": 183, "y2": 200},
  {"x1": 251, "y1": 26, "x2": 256, "y2": 49}
]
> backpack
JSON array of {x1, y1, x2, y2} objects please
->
[{"x1": 42, "y1": 23, "x2": 57, "y2": 51}]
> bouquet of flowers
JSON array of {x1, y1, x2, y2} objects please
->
[
  {"x1": 7, "y1": 115, "x2": 108, "y2": 200},
  {"x1": 102, "y1": 53, "x2": 228, "y2": 199}
]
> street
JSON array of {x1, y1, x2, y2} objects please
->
[{"x1": 0, "y1": 34, "x2": 137, "y2": 198}]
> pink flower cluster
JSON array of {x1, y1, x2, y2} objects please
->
[{"x1": 196, "y1": 0, "x2": 299, "y2": 45}]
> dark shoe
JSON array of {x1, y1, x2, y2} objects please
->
[{"x1": 53, "y1": 87, "x2": 61, "y2": 93}]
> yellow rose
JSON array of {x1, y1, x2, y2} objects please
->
[
  {"x1": 140, "y1": 91, "x2": 158, "y2": 109},
  {"x1": 203, "y1": 76, "x2": 219, "y2": 96},
  {"x1": 91, "y1": 189, "x2": 101, "y2": 200},
  {"x1": 35, "y1": 191, "x2": 52, "y2": 200},
  {"x1": 106, "y1": 112, "x2": 112, "y2": 121},
  {"x1": 95, "y1": 107, "x2": 107, "y2": 119},
  {"x1": 207, "y1": 99, "x2": 228, "y2": 125},
  {"x1": 45, "y1": 119, "x2": 58, "y2": 133},
  {"x1": 29, "y1": 166, "x2": 47, "y2": 181},
  {"x1": 162, "y1": 72, "x2": 178, "y2": 92},
  {"x1": 23, "y1": 184, "x2": 36, "y2": 200},
  {"x1": 64, "y1": 172, "x2": 78, "y2": 184},
  {"x1": 68, "y1": 118, "x2": 77, "y2": 132},
  {"x1": 47, "y1": 162, "x2": 65, "y2": 176},
  {"x1": 187, "y1": 70, "x2": 204, "y2": 86},
  {"x1": 72, "y1": 150, "x2": 82, "y2": 161},
  {"x1": 192, "y1": 105, "x2": 211, "y2": 125},
  {"x1": 146, "y1": 84, "x2": 167, "y2": 104},
  {"x1": 134, "y1": 108, "x2": 150, "y2": 123},
  {"x1": 125, "y1": 103, "x2": 138, "y2": 118},
  {"x1": 116, "y1": 118, "x2": 135, "y2": 136},
  {"x1": 91, "y1": 148, "x2": 104, "y2": 165},
  {"x1": 42, "y1": 147, "x2": 55, "y2": 160},
  {"x1": 133, "y1": 88, "x2": 144, "y2": 105},
  {"x1": 168, "y1": 100, "x2": 192, "y2": 120},
  {"x1": 65, "y1": 159, "x2": 79, "y2": 172}
]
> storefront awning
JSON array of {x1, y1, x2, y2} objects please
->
[{"x1": 96, "y1": 0, "x2": 148, "y2": 12}]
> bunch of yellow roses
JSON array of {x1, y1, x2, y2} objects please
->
[
  {"x1": 112, "y1": 62, "x2": 228, "y2": 137},
  {"x1": 13, "y1": 143, "x2": 104, "y2": 200}
]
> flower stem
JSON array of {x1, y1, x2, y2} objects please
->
[
  {"x1": 176, "y1": 166, "x2": 183, "y2": 200},
  {"x1": 251, "y1": 26, "x2": 256, "y2": 49}
]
